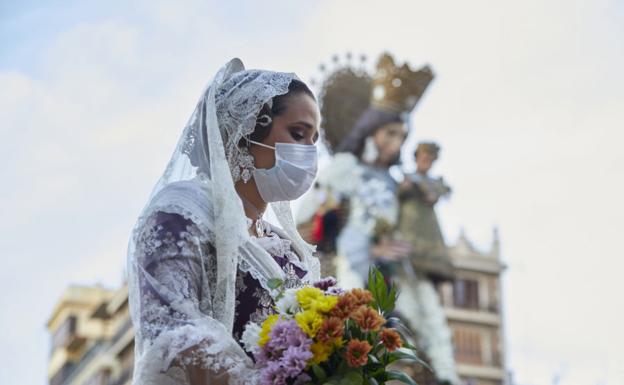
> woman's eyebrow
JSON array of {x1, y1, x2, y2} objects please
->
[{"x1": 291, "y1": 120, "x2": 314, "y2": 129}]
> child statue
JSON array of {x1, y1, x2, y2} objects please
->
[{"x1": 398, "y1": 141, "x2": 454, "y2": 280}]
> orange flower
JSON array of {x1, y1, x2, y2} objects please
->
[
  {"x1": 331, "y1": 294, "x2": 359, "y2": 319},
  {"x1": 317, "y1": 317, "x2": 344, "y2": 343},
  {"x1": 351, "y1": 306, "x2": 386, "y2": 332},
  {"x1": 380, "y1": 328, "x2": 403, "y2": 352},
  {"x1": 346, "y1": 339, "x2": 372, "y2": 367},
  {"x1": 349, "y1": 288, "x2": 374, "y2": 306}
]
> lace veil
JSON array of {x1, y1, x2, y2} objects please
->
[{"x1": 127, "y1": 58, "x2": 320, "y2": 383}]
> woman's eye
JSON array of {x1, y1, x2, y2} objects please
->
[{"x1": 291, "y1": 131, "x2": 304, "y2": 141}]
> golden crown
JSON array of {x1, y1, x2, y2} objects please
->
[
  {"x1": 315, "y1": 52, "x2": 434, "y2": 151},
  {"x1": 370, "y1": 53, "x2": 434, "y2": 113}
]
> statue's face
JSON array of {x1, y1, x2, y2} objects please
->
[
  {"x1": 415, "y1": 151, "x2": 436, "y2": 174},
  {"x1": 372, "y1": 122, "x2": 407, "y2": 167}
]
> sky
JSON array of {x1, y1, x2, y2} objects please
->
[{"x1": 1, "y1": 1, "x2": 623, "y2": 384}]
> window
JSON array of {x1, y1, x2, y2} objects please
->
[
  {"x1": 453, "y1": 279, "x2": 479, "y2": 309},
  {"x1": 51, "y1": 316, "x2": 77, "y2": 352},
  {"x1": 453, "y1": 328, "x2": 482, "y2": 365}
]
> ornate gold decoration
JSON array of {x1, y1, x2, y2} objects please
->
[
  {"x1": 371, "y1": 53, "x2": 434, "y2": 113},
  {"x1": 317, "y1": 52, "x2": 434, "y2": 152}
]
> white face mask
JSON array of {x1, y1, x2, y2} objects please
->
[{"x1": 249, "y1": 140, "x2": 318, "y2": 202}]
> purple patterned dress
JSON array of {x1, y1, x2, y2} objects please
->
[{"x1": 138, "y1": 211, "x2": 307, "y2": 351}]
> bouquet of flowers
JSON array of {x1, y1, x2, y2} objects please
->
[{"x1": 240, "y1": 267, "x2": 426, "y2": 385}]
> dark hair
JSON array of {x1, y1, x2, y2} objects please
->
[
  {"x1": 240, "y1": 79, "x2": 315, "y2": 147},
  {"x1": 336, "y1": 107, "x2": 403, "y2": 163}
]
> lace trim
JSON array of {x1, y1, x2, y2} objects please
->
[
  {"x1": 252, "y1": 231, "x2": 308, "y2": 272},
  {"x1": 150, "y1": 203, "x2": 214, "y2": 242}
]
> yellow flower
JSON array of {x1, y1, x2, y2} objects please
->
[
  {"x1": 258, "y1": 314, "x2": 279, "y2": 347},
  {"x1": 310, "y1": 341, "x2": 333, "y2": 365},
  {"x1": 296, "y1": 287, "x2": 325, "y2": 311},
  {"x1": 331, "y1": 337, "x2": 344, "y2": 349},
  {"x1": 313, "y1": 294, "x2": 339, "y2": 314},
  {"x1": 295, "y1": 310, "x2": 323, "y2": 338}
]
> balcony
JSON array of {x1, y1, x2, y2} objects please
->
[
  {"x1": 51, "y1": 316, "x2": 86, "y2": 352},
  {"x1": 445, "y1": 308, "x2": 500, "y2": 326},
  {"x1": 61, "y1": 341, "x2": 106, "y2": 385},
  {"x1": 456, "y1": 363, "x2": 506, "y2": 381}
]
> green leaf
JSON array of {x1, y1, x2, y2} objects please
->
[
  {"x1": 387, "y1": 282, "x2": 398, "y2": 313},
  {"x1": 340, "y1": 370, "x2": 364, "y2": 385},
  {"x1": 267, "y1": 278, "x2": 283, "y2": 290},
  {"x1": 323, "y1": 369, "x2": 364, "y2": 385},
  {"x1": 368, "y1": 267, "x2": 386, "y2": 311},
  {"x1": 387, "y1": 348, "x2": 432, "y2": 371},
  {"x1": 386, "y1": 316, "x2": 403, "y2": 324},
  {"x1": 312, "y1": 364, "x2": 328, "y2": 382},
  {"x1": 366, "y1": 377, "x2": 379, "y2": 385},
  {"x1": 335, "y1": 359, "x2": 348, "y2": 374},
  {"x1": 399, "y1": 339, "x2": 419, "y2": 352},
  {"x1": 370, "y1": 367, "x2": 386, "y2": 379},
  {"x1": 387, "y1": 348, "x2": 418, "y2": 363},
  {"x1": 365, "y1": 266, "x2": 400, "y2": 316},
  {"x1": 385, "y1": 369, "x2": 419, "y2": 385}
]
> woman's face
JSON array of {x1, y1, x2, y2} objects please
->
[
  {"x1": 372, "y1": 121, "x2": 408, "y2": 166},
  {"x1": 250, "y1": 93, "x2": 320, "y2": 169}
]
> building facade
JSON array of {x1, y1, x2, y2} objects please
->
[
  {"x1": 438, "y1": 229, "x2": 508, "y2": 385},
  {"x1": 47, "y1": 285, "x2": 133, "y2": 385}
]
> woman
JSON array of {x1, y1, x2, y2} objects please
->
[{"x1": 127, "y1": 58, "x2": 321, "y2": 385}]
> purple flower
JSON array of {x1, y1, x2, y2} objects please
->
[
  {"x1": 256, "y1": 320, "x2": 313, "y2": 383},
  {"x1": 327, "y1": 286, "x2": 345, "y2": 296},
  {"x1": 280, "y1": 346, "x2": 313, "y2": 378},
  {"x1": 254, "y1": 344, "x2": 272, "y2": 366},
  {"x1": 293, "y1": 372, "x2": 312, "y2": 385},
  {"x1": 313, "y1": 276, "x2": 338, "y2": 291},
  {"x1": 266, "y1": 320, "x2": 312, "y2": 353},
  {"x1": 260, "y1": 361, "x2": 287, "y2": 385}
]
